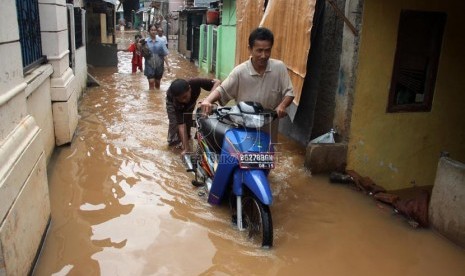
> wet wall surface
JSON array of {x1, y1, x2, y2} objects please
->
[{"x1": 33, "y1": 51, "x2": 465, "y2": 275}]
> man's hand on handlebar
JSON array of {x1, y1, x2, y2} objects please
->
[
  {"x1": 200, "y1": 100, "x2": 214, "y2": 116},
  {"x1": 275, "y1": 103, "x2": 288, "y2": 119}
]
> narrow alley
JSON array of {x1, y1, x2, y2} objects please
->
[{"x1": 32, "y1": 49, "x2": 465, "y2": 275}]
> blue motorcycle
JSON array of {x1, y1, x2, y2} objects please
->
[{"x1": 184, "y1": 101, "x2": 277, "y2": 247}]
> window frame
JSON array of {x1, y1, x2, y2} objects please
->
[{"x1": 387, "y1": 10, "x2": 447, "y2": 113}]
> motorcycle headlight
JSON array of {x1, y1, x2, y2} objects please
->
[
  {"x1": 228, "y1": 102, "x2": 274, "y2": 128},
  {"x1": 242, "y1": 113, "x2": 265, "y2": 128}
]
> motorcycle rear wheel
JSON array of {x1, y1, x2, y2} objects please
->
[{"x1": 242, "y1": 194, "x2": 273, "y2": 247}]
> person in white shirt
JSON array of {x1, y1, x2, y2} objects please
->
[
  {"x1": 200, "y1": 27, "x2": 294, "y2": 142},
  {"x1": 156, "y1": 27, "x2": 168, "y2": 49}
]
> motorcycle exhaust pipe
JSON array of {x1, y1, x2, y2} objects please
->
[{"x1": 183, "y1": 154, "x2": 194, "y2": 172}]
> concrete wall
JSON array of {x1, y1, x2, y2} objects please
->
[
  {"x1": 0, "y1": 1, "x2": 51, "y2": 273},
  {"x1": 280, "y1": 0, "x2": 358, "y2": 146},
  {"x1": 75, "y1": 46, "x2": 88, "y2": 98},
  {"x1": 215, "y1": 25, "x2": 236, "y2": 80},
  {"x1": 73, "y1": 7, "x2": 88, "y2": 98},
  {"x1": 0, "y1": 142, "x2": 50, "y2": 275},
  {"x1": 215, "y1": 0, "x2": 236, "y2": 80},
  {"x1": 168, "y1": 1, "x2": 180, "y2": 36},
  {"x1": 25, "y1": 65, "x2": 55, "y2": 161},
  {"x1": 429, "y1": 157, "x2": 465, "y2": 248},
  {"x1": 303, "y1": 0, "x2": 362, "y2": 174},
  {"x1": 0, "y1": 0, "x2": 85, "y2": 273},
  {"x1": 347, "y1": 0, "x2": 465, "y2": 190},
  {"x1": 41, "y1": 0, "x2": 79, "y2": 146},
  {"x1": 332, "y1": 0, "x2": 363, "y2": 140},
  {"x1": 197, "y1": 0, "x2": 236, "y2": 78}
]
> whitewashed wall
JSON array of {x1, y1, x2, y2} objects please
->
[
  {"x1": 0, "y1": 0, "x2": 51, "y2": 274},
  {"x1": 0, "y1": 0, "x2": 87, "y2": 273}
]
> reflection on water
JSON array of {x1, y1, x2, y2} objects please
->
[{"x1": 33, "y1": 51, "x2": 465, "y2": 275}]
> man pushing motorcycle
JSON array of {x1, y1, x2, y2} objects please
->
[{"x1": 200, "y1": 27, "x2": 295, "y2": 142}]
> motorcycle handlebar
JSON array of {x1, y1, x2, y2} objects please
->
[
  {"x1": 268, "y1": 110, "x2": 278, "y2": 119},
  {"x1": 196, "y1": 104, "x2": 278, "y2": 121},
  {"x1": 197, "y1": 101, "x2": 219, "y2": 116}
]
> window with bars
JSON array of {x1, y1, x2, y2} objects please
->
[
  {"x1": 387, "y1": 10, "x2": 446, "y2": 112},
  {"x1": 16, "y1": 0, "x2": 46, "y2": 72}
]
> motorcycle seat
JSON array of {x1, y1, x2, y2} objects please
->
[{"x1": 198, "y1": 117, "x2": 233, "y2": 153}]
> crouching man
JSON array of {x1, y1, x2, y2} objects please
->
[{"x1": 166, "y1": 78, "x2": 221, "y2": 155}]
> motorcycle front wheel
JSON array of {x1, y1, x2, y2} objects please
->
[{"x1": 242, "y1": 194, "x2": 273, "y2": 247}]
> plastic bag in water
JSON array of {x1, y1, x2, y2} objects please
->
[{"x1": 310, "y1": 129, "x2": 336, "y2": 144}]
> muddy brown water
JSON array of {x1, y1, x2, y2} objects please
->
[{"x1": 33, "y1": 51, "x2": 465, "y2": 275}]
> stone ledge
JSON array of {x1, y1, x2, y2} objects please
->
[
  {"x1": 304, "y1": 142, "x2": 348, "y2": 174},
  {"x1": 0, "y1": 153, "x2": 50, "y2": 275},
  {"x1": 429, "y1": 157, "x2": 465, "y2": 248},
  {"x1": 48, "y1": 51, "x2": 70, "y2": 78},
  {"x1": 52, "y1": 89, "x2": 78, "y2": 146},
  {"x1": 0, "y1": 116, "x2": 42, "y2": 221},
  {"x1": 50, "y1": 68, "x2": 76, "y2": 102},
  {"x1": 24, "y1": 64, "x2": 54, "y2": 98}
]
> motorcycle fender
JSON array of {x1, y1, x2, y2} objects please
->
[
  {"x1": 234, "y1": 170, "x2": 273, "y2": 205},
  {"x1": 207, "y1": 159, "x2": 235, "y2": 205}
]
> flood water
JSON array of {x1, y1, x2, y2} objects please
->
[{"x1": 33, "y1": 49, "x2": 465, "y2": 275}]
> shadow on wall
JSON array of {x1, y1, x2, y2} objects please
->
[{"x1": 87, "y1": 44, "x2": 118, "y2": 67}]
